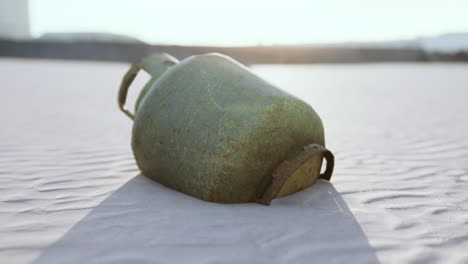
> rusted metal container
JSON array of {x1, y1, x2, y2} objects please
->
[{"x1": 118, "y1": 53, "x2": 334, "y2": 205}]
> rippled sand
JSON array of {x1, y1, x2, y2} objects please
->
[{"x1": 1, "y1": 59, "x2": 467, "y2": 263}]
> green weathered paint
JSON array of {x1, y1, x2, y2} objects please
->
[{"x1": 118, "y1": 53, "x2": 334, "y2": 205}]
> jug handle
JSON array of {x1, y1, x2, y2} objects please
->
[
  {"x1": 118, "y1": 64, "x2": 140, "y2": 120},
  {"x1": 118, "y1": 53, "x2": 179, "y2": 120},
  {"x1": 256, "y1": 144, "x2": 334, "y2": 205}
]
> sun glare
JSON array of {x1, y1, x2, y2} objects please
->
[{"x1": 29, "y1": 0, "x2": 468, "y2": 46}]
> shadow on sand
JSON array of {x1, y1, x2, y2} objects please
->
[{"x1": 34, "y1": 174, "x2": 379, "y2": 264}]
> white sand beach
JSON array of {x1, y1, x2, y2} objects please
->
[{"x1": 1, "y1": 58, "x2": 467, "y2": 264}]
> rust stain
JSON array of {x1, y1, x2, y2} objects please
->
[{"x1": 173, "y1": 127, "x2": 182, "y2": 136}]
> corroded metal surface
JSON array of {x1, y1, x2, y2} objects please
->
[{"x1": 119, "y1": 53, "x2": 334, "y2": 205}]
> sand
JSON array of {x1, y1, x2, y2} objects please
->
[{"x1": 1, "y1": 58, "x2": 467, "y2": 264}]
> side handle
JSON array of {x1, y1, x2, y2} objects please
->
[
  {"x1": 118, "y1": 53, "x2": 179, "y2": 120},
  {"x1": 256, "y1": 144, "x2": 335, "y2": 206},
  {"x1": 118, "y1": 64, "x2": 140, "y2": 120},
  {"x1": 319, "y1": 148, "x2": 334, "y2": 181}
]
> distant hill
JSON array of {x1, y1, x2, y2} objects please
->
[
  {"x1": 336, "y1": 33, "x2": 468, "y2": 53},
  {"x1": 36, "y1": 31, "x2": 468, "y2": 53},
  {"x1": 418, "y1": 33, "x2": 468, "y2": 53},
  {"x1": 38, "y1": 32, "x2": 144, "y2": 44},
  {"x1": 1, "y1": 32, "x2": 467, "y2": 64}
]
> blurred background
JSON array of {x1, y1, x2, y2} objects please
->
[{"x1": 1, "y1": 0, "x2": 468, "y2": 64}]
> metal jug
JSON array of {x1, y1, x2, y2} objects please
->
[{"x1": 118, "y1": 53, "x2": 334, "y2": 205}]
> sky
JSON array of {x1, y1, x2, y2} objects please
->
[{"x1": 29, "y1": 0, "x2": 468, "y2": 46}]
